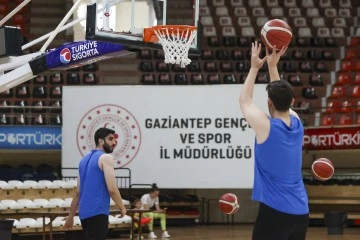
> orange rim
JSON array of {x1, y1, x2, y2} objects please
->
[{"x1": 143, "y1": 25, "x2": 197, "y2": 43}]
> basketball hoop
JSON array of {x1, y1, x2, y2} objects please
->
[{"x1": 144, "y1": 25, "x2": 197, "y2": 68}]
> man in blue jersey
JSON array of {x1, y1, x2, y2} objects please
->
[
  {"x1": 239, "y1": 42, "x2": 309, "y2": 240},
  {"x1": 64, "y1": 127, "x2": 127, "y2": 240}
]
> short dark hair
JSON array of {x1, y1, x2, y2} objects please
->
[
  {"x1": 94, "y1": 127, "x2": 115, "y2": 146},
  {"x1": 151, "y1": 183, "x2": 159, "y2": 192},
  {"x1": 266, "y1": 80, "x2": 294, "y2": 112}
]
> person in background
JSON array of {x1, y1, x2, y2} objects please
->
[{"x1": 141, "y1": 183, "x2": 170, "y2": 239}]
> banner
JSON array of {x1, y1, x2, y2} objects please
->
[
  {"x1": 303, "y1": 126, "x2": 360, "y2": 150},
  {"x1": 62, "y1": 85, "x2": 268, "y2": 188},
  {"x1": 0, "y1": 126, "x2": 61, "y2": 150},
  {"x1": 45, "y1": 40, "x2": 128, "y2": 70}
]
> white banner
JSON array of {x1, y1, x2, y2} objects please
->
[{"x1": 62, "y1": 85, "x2": 267, "y2": 188}]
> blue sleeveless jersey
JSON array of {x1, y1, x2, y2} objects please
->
[
  {"x1": 252, "y1": 115, "x2": 309, "y2": 215},
  {"x1": 78, "y1": 149, "x2": 110, "y2": 220}
]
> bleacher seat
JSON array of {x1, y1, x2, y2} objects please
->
[
  {"x1": 301, "y1": 0, "x2": 314, "y2": 8},
  {"x1": 33, "y1": 86, "x2": 47, "y2": 98},
  {"x1": 49, "y1": 198, "x2": 66, "y2": 208},
  {"x1": 284, "y1": 0, "x2": 297, "y2": 7},
  {"x1": 34, "y1": 75, "x2": 47, "y2": 84},
  {"x1": 331, "y1": 28, "x2": 345, "y2": 37},
  {"x1": 50, "y1": 73, "x2": 63, "y2": 84},
  {"x1": 288, "y1": 75, "x2": 302, "y2": 86},
  {"x1": 234, "y1": 7, "x2": 246, "y2": 16},
  {"x1": 201, "y1": 16, "x2": 213, "y2": 26},
  {"x1": 325, "y1": 100, "x2": 340, "y2": 113},
  {"x1": 252, "y1": 7, "x2": 265, "y2": 17},
  {"x1": 0, "y1": 114, "x2": 10, "y2": 125},
  {"x1": 321, "y1": 114, "x2": 335, "y2": 126},
  {"x1": 203, "y1": 26, "x2": 217, "y2": 36},
  {"x1": 32, "y1": 101, "x2": 46, "y2": 113},
  {"x1": 33, "y1": 198, "x2": 57, "y2": 208},
  {"x1": 354, "y1": 73, "x2": 360, "y2": 85},
  {"x1": 330, "y1": 86, "x2": 346, "y2": 98},
  {"x1": 266, "y1": 0, "x2": 279, "y2": 7},
  {"x1": 319, "y1": 0, "x2": 332, "y2": 8},
  {"x1": 352, "y1": 86, "x2": 360, "y2": 98},
  {"x1": 256, "y1": 17, "x2": 269, "y2": 27},
  {"x1": 338, "y1": 114, "x2": 353, "y2": 125},
  {"x1": 190, "y1": 74, "x2": 204, "y2": 84},
  {"x1": 1, "y1": 200, "x2": 24, "y2": 209},
  {"x1": 237, "y1": 17, "x2": 251, "y2": 26},
  {"x1": 241, "y1": 27, "x2": 255, "y2": 37},
  {"x1": 324, "y1": 8, "x2": 337, "y2": 17},
  {"x1": 338, "y1": 8, "x2": 351, "y2": 18},
  {"x1": 222, "y1": 26, "x2": 236, "y2": 36},
  {"x1": 289, "y1": 8, "x2": 301, "y2": 17},
  {"x1": 230, "y1": 0, "x2": 243, "y2": 6},
  {"x1": 158, "y1": 74, "x2": 171, "y2": 85},
  {"x1": 50, "y1": 86, "x2": 62, "y2": 98},
  {"x1": 248, "y1": 0, "x2": 261, "y2": 7},
  {"x1": 16, "y1": 85, "x2": 30, "y2": 98},
  {"x1": 340, "y1": 100, "x2": 353, "y2": 113},
  {"x1": 219, "y1": 16, "x2": 232, "y2": 26},
  {"x1": 67, "y1": 73, "x2": 81, "y2": 84},
  {"x1": 215, "y1": 6, "x2": 228, "y2": 16},
  {"x1": 306, "y1": 8, "x2": 319, "y2": 17},
  {"x1": 52, "y1": 217, "x2": 66, "y2": 227},
  {"x1": 212, "y1": 0, "x2": 224, "y2": 6},
  {"x1": 336, "y1": 73, "x2": 351, "y2": 85},
  {"x1": 312, "y1": 18, "x2": 325, "y2": 27},
  {"x1": 17, "y1": 199, "x2": 39, "y2": 209},
  {"x1": 270, "y1": 7, "x2": 283, "y2": 17},
  {"x1": 207, "y1": 74, "x2": 221, "y2": 84},
  {"x1": 17, "y1": 218, "x2": 42, "y2": 228},
  {"x1": 298, "y1": 28, "x2": 312, "y2": 37},
  {"x1": 174, "y1": 74, "x2": 188, "y2": 85}
]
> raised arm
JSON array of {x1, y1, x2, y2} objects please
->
[
  {"x1": 266, "y1": 45, "x2": 299, "y2": 119},
  {"x1": 239, "y1": 41, "x2": 270, "y2": 143}
]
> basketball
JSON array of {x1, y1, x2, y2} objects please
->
[
  {"x1": 218, "y1": 193, "x2": 240, "y2": 214},
  {"x1": 311, "y1": 158, "x2": 335, "y2": 181},
  {"x1": 260, "y1": 19, "x2": 293, "y2": 50}
]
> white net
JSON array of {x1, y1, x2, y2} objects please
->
[{"x1": 154, "y1": 27, "x2": 197, "y2": 68}]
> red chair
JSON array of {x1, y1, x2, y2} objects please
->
[
  {"x1": 344, "y1": 48, "x2": 358, "y2": 60},
  {"x1": 336, "y1": 73, "x2": 351, "y2": 85},
  {"x1": 341, "y1": 60, "x2": 356, "y2": 72},
  {"x1": 350, "y1": 37, "x2": 360, "y2": 47},
  {"x1": 338, "y1": 114, "x2": 353, "y2": 125},
  {"x1": 356, "y1": 60, "x2": 360, "y2": 71},
  {"x1": 340, "y1": 100, "x2": 353, "y2": 113},
  {"x1": 354, "y1": 73, "x2": 360, "y2": 85},
  {"x1": 330, "y1": 86, "x2": 346, "y2": 98},
  {"x1": 325, "y1": 100, "x2": 340, "y2": 113},
  {"x1": 356, "y1": 100, "x2": 360, "y2": 112},
  {"x1": 13, "y1": 14, "x2": 25, "y2": 25},
  {"x1": 321, "y1": 114, "x2": 335, "y2": 126},
  {"x1": 0, "y1": 4, "x2": 8, "y2": 14},
  {"x1": 352, "y1": 86, "x2": 360, "y2": 98}
]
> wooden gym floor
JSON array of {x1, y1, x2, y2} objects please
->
[{"x1": 109, "y1": 225, "x2": 360, "y2": 240}]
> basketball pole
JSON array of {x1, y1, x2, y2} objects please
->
[
  {"x1": 40, "y1": 0, "x2": 83, "y2": 52},
  {"x1": 0, "y1": 0, "x2": 32, "y2": 27},
  {"x1": 22, "y1": 1, "x2": 123, "y2": 51}
]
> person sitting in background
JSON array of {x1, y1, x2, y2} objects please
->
[
  {"x1": 131, "y1": 198, "x2": 152, "y2": 239},
  {"x1": 140, "y1": 183, "x2": 170, "y2": 239}
]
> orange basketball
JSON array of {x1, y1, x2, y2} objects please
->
[
  {"x1": 311, "y1": 158, "x2": 334, "y2": 181},
  {"x1": 218, "y1": 193, "x2": 240, "y2": 215},
  {"x1": 261, "y1": 19, "x2": 293, "y2": 50}
]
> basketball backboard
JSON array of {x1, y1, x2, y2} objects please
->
[{"x1": 85, "y1": 0, "x2": 201, "y2": 56}]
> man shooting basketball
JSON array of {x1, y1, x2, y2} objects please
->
[
  {"x1": 239, "y1": 42, "x2": 309, "y2": 240},
  {"x1": 64, "y1": 127, "x2": 127, "y2": 240}
]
